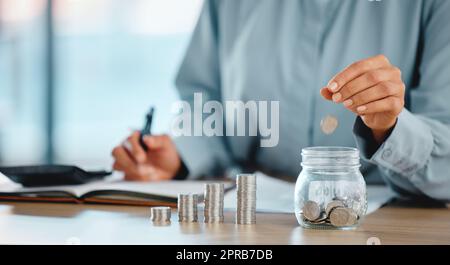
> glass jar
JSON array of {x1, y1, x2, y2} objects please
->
[{"x1": 294, "y1": 147, "x2": 367, "y2": 230}]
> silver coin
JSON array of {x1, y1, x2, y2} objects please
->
[
  {"x1": 302, "y1": 201, "x2": 321, "y2": 221},
  {"x1": 236, "y1": 174, "x2": 257, "y2": 225},
  {"x1": 325, "y1": 200, "x2": 345, "y2": 217},
  {"x1": 329, "y1": 207, "x2": 358, "y2": 227},
  {"x1": 178, "y1": 193, "x2": 199, "y2": 222},
  {"x1": 150, "y1": 206, "x2": 171, "y2": 223},
  {"x1": 204, "y1": 183, "x2": 225, "y2": 223},
  {"x1": 320, "y1": 115, "x2": 339, "y2": 135}
]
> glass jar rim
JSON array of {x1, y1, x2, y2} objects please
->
[
  {"x1": 301, "y1": 146, "x2": 359, "y2": 157},
  {"x1": 301, "y1": 146, "x2": 360, "y2": 169}
]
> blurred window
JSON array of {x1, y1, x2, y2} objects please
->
[
  {"x1": 0, "y1": 0, "x2": 203, "y2": 168},
  {"x1": 0, "y1": 0, "x2": 47, "y2": 164}
]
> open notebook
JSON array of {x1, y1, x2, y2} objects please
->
[
  {"x1": 0, "y1": 171, "x2": 394, "y2": 212},
  {"x1": 0, "y1": 173, "x2": 233, "y2": 207}
]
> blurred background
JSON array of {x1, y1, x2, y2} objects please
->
[{"x1": 0, "y1": 0, "x2": 203, "y2": 169}]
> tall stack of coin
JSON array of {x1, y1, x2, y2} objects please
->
[
  {"x1": 150, "y1": 206, "x2": 171, "y2": 223},
  {"x1": 204, "y1": 183, "x2": 225, "y2": 223},
  {"x1": 178, "y1": 194, "x2": 198, "y2": 222},
  {"x1": 236, "y1": 174, "x2": 257, "y2": 224}
]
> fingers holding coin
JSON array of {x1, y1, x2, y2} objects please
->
[
  {"x1": 330, "y1": 67, "x2": 402, "y2": 104},
  {"x1": 325, "y1": 54, "x2": 391, "y2": 94},
  {"x1": 321, "y1": 55, "x2": 406, "y2": 142},
  {"x1": 341, "y1": 81, "x2": 404, "y2": 113}
]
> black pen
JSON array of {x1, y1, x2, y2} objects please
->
[{"x1": 139, "y1": 107, "x2": 155, "y2": 151}]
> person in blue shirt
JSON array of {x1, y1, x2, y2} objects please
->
[{"x1": 112, "y1": 0, "x2": 450, "y2": 202}]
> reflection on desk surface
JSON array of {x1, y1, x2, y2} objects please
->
[
  {"x1": 0, "y1": 172, "x2": 449, "y2": 245},
  {"x1": 0, "y1": 200, "x2": 449, "y2": 245}
]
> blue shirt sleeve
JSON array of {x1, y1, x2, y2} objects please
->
[
  {"x1": 354, "y1": 0, "x2": 450, "y2": 202},
  {"x1": 173, "y1": 0, "x2": 233, "y2": 179}
]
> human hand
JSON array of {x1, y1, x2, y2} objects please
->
[
  {"x1": 320, "y1": 55, "x2": 405, "y2": 143},
  {"x1": 112, "y1": 132, "x2": 181, "y2": 181}
]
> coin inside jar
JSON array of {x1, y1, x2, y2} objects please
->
[
  {"x1": 302, "y1": 201, "x2": 321, "y2": 221},
  {"x1": 325, "y1": 200, "x2": 345, "y2": 217},
  {"x1": 320, "y1": 115, "x2": 339, "y2": 135},
  {"x1": 329, "y1": 207, "x2": 358, "y2": 227},
  {"x1": 308, "y1": 214, "x2": 328, "y2": 224}
]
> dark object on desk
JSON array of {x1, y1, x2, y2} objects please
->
[
  {"x1": 139, "y1": 106, "x2": 154, "y2": 151},
  {"x1": 0, "y1": 165, "x2": 111, "y2": 187}
]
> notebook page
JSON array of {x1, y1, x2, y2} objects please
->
[{"x1": 0, "y1": 172, "x2": 233, "y2": 199}]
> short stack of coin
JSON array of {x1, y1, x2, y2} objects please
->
[
  {"x1": 236, "y1": 174, "x2": 257, "y2": 225},
  {"x1": 204, "y1": 183, "x2": 225, "y2": 223},
  {"x1": 301, "y1": 200, "x2": 358, "y2": 228},
  {"x1": 150, "y1": 206, "x2": 171, "y2": 223},
  {"x1": 178, "y1": 194, "x2": 199, "y2": 222}
]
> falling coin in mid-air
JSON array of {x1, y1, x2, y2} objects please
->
[{"x1": 320, "y1": 115, "x2": 339, "y2": 135}]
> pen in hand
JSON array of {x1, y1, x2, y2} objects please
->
[
  {"x1": 139, "y1": 107, "x2": 155, "y2": 152},
  {"x1": 113, "y1": 105, "x2": 181, "y2": 181}
]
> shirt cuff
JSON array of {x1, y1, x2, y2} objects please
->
[
  {"x1": 174, "y1": 159, "x2": 189, "y2": 180},
  {"x1": 353, "y1": 109, "x2": 434, "y2": 178}
]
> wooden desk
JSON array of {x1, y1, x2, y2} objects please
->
[{"x1": 0, "y1": 202, "x2": 449, "y2": 245}]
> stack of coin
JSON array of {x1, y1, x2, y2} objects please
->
[
  {"x1": 178, "y1": 194, "x2": 199, "y2": 222},
  {"x1": 236, "y1": 174, "x2": 257, "y2": 225},
  {"x1": 204, "y1": 183, "x2": 225, "y2": 223},
  {"x1": 150, "y1": 206, "x2": 171, "y2": 223},
  {"x1": 301, "y1": 200, "x2": 359, "y2": 227}
]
